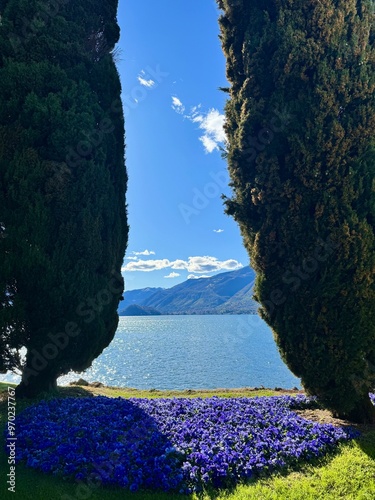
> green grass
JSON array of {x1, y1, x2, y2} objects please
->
[
  {"x1": 0, "y1": 384, "x2": 374, "y2": 500},
  {"x1": 0, "y1": 381, "x2": 16, "y2": 392},
  {"x1": 80, "y1": 385, "x2": 282, "y2": 399}
]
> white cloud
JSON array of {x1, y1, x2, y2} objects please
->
[
  {"x1": 132, "y1": 250, "x2": 156, "y2": 256},
  {"x1": 213, "y1": 229, "x2": 224, "y2": 233},
  {"x1": 199, "y1": 135, "x2": 219, "y2": 153},
  {"x1": 122, "y1": 259, "x2": 170, "y2": 272},
  {"x1": 171, "y1": 99, "x2": 226, "y2": 153},
  {"x1": 179, "y1": 256, "x2": 242, "y2": 273},
  {"x1": 164, "y1": 272, "x2": 180, "y2": 279},
  {"x1": 172, "y1": 96, "x2": 183, "y2": 107},
  {"x1": 171, "y1": 96, "x2": 185, "y2": 114},
  {"x1": 125, "y1": 256, "x2": 138, "y2": 260},
  {"x1": 190, "y1": 104, "x2": 202, "y2": 119},
  {"x1": 137, "y1": 70, "x2": 155, "y2": 88},
  {"x1": 196, "y1": 109, "x2": 226, "y2": 153},
  {"x1": 168, "y1": 259, "x2": 187, "y2": 270},
  {"x1": 122, "y1": 255, "x2": 243, "y2": 273}
]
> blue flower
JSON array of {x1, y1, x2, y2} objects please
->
[{"x1": 8, "y1": 393, "x2": 367, "y2": 493}]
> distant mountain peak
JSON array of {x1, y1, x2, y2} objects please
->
[{"x1": 119, "y1": 267, "x2": 258, "y2": 316}]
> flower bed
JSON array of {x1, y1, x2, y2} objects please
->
[{"x1": 12, "y1": 395, "x2": 360, "y2": 493}]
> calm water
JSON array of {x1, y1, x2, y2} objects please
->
[{"x1": 0, "y1": 315, "x2": 301, "y2": 389}]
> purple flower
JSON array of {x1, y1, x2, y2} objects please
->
[{"x1": 8, "y1": 393, "x2": 364, "y2": 493}]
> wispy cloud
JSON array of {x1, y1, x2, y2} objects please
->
[
  {"x1": 171, "y1": 97, "x2": 226, "y2": 153},
  {"x1": 122, "y1": 255, "x2": 243, "y2": 273},
  {"x1": 181, "y1": 256, "x2": 241, "y2": 273},
  {"x1": 131, "y1": 250, "x2": 156, "y2": 256},
  {"x1": 171, "y1": 96, "x2": 185, "y2": 114},
  {"x1": 137, "y1": 70, "x2": 155, "y2": 88},
  {"x1": 213, "y1": 229, "x2": 224, "y2": 233},
  {"x1": 199, "y1": 136, "x2": 219, "y2": 154},
  {"x1": 122, "y1": 259, "x2": 170, "y2": 272},
  {"x1": 193, "y1": 108, "x2": 226, "y2": 153},
  {"x1": 164, "y1": 272, "x2": 180, "y2": 279}
]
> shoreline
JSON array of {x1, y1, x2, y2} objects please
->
[
  {"x1": 69, "y1": 380, "x2": 303, "y2": 393},
  {"x1": 0, "y1": 380, "x2": 304, "y2": 404},
  {"x1": 0, "y1": 378, "x2": 303, "y2": 395}
]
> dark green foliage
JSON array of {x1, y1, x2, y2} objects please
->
[
  {"x1": 218, "y1": 0, "x2": 375, "y2": 422},
  {"x1": 0, "y1": 0, "x2": 128, "y2": 396}
]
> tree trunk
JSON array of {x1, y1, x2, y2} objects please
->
[
  {"x1": 15, "y1": 366, "x2": 58, "y2": 399},
  {"x1": 336, "y1": 395, "x2": 375, "y2": 424}
]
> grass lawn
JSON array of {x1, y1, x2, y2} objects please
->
[{"x1": 0, "y1": 383, "x2": 374, "y2": 499}]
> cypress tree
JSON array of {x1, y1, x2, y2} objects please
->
[
  {"x1": 217, "y1": 0, "x2": 375, "y2": 422},
  {"x1": 0, "y1": 0, "x2": 128, "y2": 397}
]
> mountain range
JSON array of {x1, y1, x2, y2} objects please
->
[{"x1": 119, "y1": 267, "x2": 258, "y2": 315}]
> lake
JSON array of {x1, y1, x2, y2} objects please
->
[{"x1": 0, "y1": 315, "x2": 301, "y2": 390}]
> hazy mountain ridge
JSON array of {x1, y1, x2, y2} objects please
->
[
  {"x1": 119, "y1": 267, "x2": 258, "y2": 315},
  {"x1": 119, "y1": 287, "x2": 164, "y2": 310},
  {"x1": 121, "y1": 304, "x2": 162, "y2": 316}
]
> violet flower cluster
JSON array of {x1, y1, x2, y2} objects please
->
[{"x1": 12, "y1": 395, "x2": 360, "y2": 493}]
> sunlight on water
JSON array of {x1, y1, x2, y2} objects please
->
[{"x1": 0, "y1": 315, "x2": 301, "y2": 390}]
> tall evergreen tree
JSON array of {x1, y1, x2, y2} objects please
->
[
  {"x1": 217, "y1": 0, "x2": 375, "y2": 422},
  {"x1": 0, "y1": 0, "x2": 128, "y2": 397}
]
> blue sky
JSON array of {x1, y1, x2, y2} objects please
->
[{"x1": 116, "y1": 0, "x2": 249, "y2": 291}]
